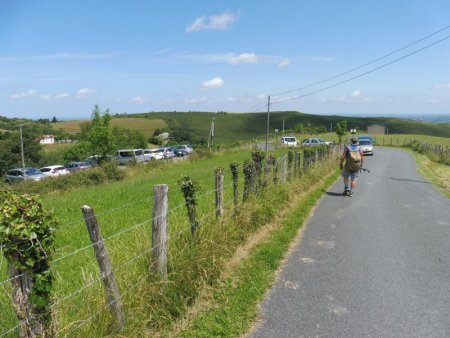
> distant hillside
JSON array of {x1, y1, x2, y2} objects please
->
[
  {"x1": 53, "y1": 117, "x2": 167, "y2": 137},
  {"x1": 122, "y1": 111, "x2": 450, "y2": 142}
]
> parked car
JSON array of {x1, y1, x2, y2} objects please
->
[
  {"x1": 40, "y1": 165, "x2": 70, "y2": 177},
  {"x1": 143, "y1": 149, "x2": 164, "y2": 161},
  {"x1": 301, "y1": 138, "x2": 333, "y2": 146},
  {"x1": 176, "y1": 144, "x2": 194, "y2": 154},
  {"x1": 65, "y1": 161, "x2": 92, "y2": 172},
  {"x1": 281, "y1": 136, "x2": 298, "y2": 146},
  {"x1": 4, "y1": 167, "x2": 47, "y2": 184},
  {"x1": 172, "y1": 147, "x2": 188, "y2": 157},
  {"x1": 358, "y1": 138, "x2": 374, "y2": 156},
  {"x1": 116, "y1": 149, "x2": 145, "y2": 165},
  {"x1": 159, "y1": 147, "x2": 175, "y2": 159}
]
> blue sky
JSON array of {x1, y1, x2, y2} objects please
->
[{"x1": 1, "y1": 0, "x2": 449, "y2": 120}]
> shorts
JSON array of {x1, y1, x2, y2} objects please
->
[{"x1": 341, "y1": 167, "x2": 359, "y2": 181}]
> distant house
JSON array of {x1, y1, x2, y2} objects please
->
[
  {"x1": 39, "y1": 135, "x2": 55, "y2": 144},
  {"x1": 367, "y1": 124, "x2": 386, "y2": 135}
]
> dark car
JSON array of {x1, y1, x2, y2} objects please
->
[{"x1": 173, "y1": 147, "x2": 188, "y2": 157}]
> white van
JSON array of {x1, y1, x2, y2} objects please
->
[
  {"x1": 281, "y1": 136, "x2": 298, "y2": 146},
  {"x1": 116, "y1": 149, "x2": 145, "y2": 165}
]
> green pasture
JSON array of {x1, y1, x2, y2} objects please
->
[{"x1": 2, "y1": 147, "x2": 324, "y2": 336}]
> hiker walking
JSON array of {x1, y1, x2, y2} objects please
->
[{"x1": 340, "y1": 136, "x2": 364, "y2": 197}]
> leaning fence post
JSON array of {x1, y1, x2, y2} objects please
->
[
  {"x1": 82, "y1": 205, "x2": 125, "y2": 331},
  {"x1": 215, "y1": 168, "x2": 224, "y2": 219},
  {"x1": 152, "y1": 184, "x2": 168, "y2": 280}
]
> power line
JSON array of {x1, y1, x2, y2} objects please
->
[
  {"x1": 270, "y1": 35, "x2": 450, "y2": 107},
  {"x1": 241, "y1": 25, "x2": 450, "y2": 114},
  {"x1": 271, "y1": 25, "x2": 450, "y2": 97}
]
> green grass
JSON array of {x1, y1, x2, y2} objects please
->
[
  {"x1": 375, "y1": 134, "x2": 450, "y2": 147},
  {"x1": 0, "y1": 147, "x2": 336, "y2": 337},
  {"x1": 174, "y1": 167, "x2": 340, "y2": 337}
]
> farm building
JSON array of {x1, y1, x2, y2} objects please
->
[
  {"x1": 367, "y1": 124, "x2": 386, "y2": 135},
  {"x1": 39, "y1": 134, "x2": 55, "y2": 144}
]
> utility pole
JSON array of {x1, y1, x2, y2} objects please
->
[
  {"x1": 265, "y1": 96, "x2": 271, "y2": 152},
  {"x1": 14, "y1": 125, "x2": 26, "y2": 174},
  {"x1": 282, "y1": 119, "x2": 285, "y2": 135},
  {"x1": 330, "y1": 122, "x2": 333, "y2": 133},
  {"x1": 208, "y1": 116, "x2": 215, "y2": 149}
]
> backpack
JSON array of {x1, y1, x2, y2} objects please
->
[{"x1": 345, "y1": 145, "x2": 362, "y2": 172}]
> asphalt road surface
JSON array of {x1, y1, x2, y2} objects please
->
[{"x1": 250, "y1": 147, "x2": 450, "y2": 338}]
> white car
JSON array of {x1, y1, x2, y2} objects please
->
[
  {"x1": 40, "y1": 165, "x2": 70, "y2": 177},
  {"x1": 281, "y1": 136, "x2": 299, "y2": 146},
  {"x1": 143, "y1": 149, "x2": 164, "y2": 161}
]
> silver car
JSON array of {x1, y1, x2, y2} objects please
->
[
  {"x1": 4, "y1": 167, "x2": 47, "y2": 184},
  {"x1": 358, "y1": 138, "x2": 374, "y2": 156}
]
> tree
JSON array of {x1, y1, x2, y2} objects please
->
[
  {"x1": 83, "y1": 105, "x2": 116, "y2": 162},
  {"x1": 113, "y1": 126, "x2": 147, "y2": 149},
  {"x1": 51, "y1": 116, "x2": 58, "y2": 123},
  {"x1": 336, "y1": 121, "x2": 348, "y2": 144},
  {"x1": 0, "y1": 128, "x2": 43, "y2": 176}
]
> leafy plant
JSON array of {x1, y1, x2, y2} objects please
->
[{"x1": 0, "y1": 189, "x2": 58, "y2": 335}]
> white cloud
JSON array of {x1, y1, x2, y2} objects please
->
[
  {"x1": 350, "y1": 90, "x2": 362, "y2": 97},
  {"x1": 433, "y1": 83, "x2": 450, "y2": 90},
  {"x1": 278, "y1": 58, "x2": 291, "y2": 68},
  {"x1": 10, "y1": 89, "x2": 37, "y2": 99},
  {"x1": 201, "y1": 77, "x2": 224, "y2": 91},
  {"x1": 130, "y1": 96, "x2": 148, "y2": 104},
  {"x1": 54, "y1": 93, "x2": 69, "y2": 99},
  {"x1": 186, "y1": 96, "x2": 207, "y2": 104},
  {"x1": 75, "y1": 88, "x2": 96, "y2": 98},
  {"x1": 186, "y1": 11, "x2": 237, "y2": 32},
  {"x1": 229, "y1": 53, "x2": 261, "y2": 65},
  {"x1": 40, "y1": 94, "x2": 52, "y2": 101}
]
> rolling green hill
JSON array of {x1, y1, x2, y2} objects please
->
[{"x1": 122, "y1": 111, "x2": 450, "y2": 142}]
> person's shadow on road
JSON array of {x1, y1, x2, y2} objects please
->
[{"x1": 324, "y1": 191, "x2": 343, "y2": 197}]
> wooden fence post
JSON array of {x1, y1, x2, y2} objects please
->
[
  {"x1": 293, "y1": 152, "x2": 298, "y2": 178},
  {"x1": 273, "y1": 157, "x2": 279, "y2": 185},
  {"x1": 82, "y1": 206, "x2": 125, "y2": 330},
  {"x1": 281, "y1": 155, "x2": 287, "y2": 184},
  {"x1": 215, "y1": 168, "x2": 224, "y2": 219},
  {"x1": 152, "y1": 184, "x2": 168, "y2": 280}
]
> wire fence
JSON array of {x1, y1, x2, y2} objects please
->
[{"x1": 0, "y1": 146, "x2": 337, "y2": 337}]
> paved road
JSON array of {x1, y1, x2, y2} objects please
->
[{"x1": 250, "y1": 147, "x2": 450, "y2": 338}]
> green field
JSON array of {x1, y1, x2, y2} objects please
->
[{"x1": 2, "y1": 147, "x2": 333, "y2": 337}]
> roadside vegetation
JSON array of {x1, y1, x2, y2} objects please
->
[{"x1": 0, "y1": 145, "x2": 337, "y2": 336}]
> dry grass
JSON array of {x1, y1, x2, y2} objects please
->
[{"x1": 53, "y1": 118, "x2": 167, "y2": 137}]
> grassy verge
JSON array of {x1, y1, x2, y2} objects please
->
[
  {"x1": 167, "y1": 165, "x2": 340, "y2": 337},
  {"x1": 405, "y1": 149, "x2": 450, "y2": 198}
]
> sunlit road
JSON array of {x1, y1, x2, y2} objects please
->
[{"x1": 250, "y1": 147, "x2": 450, "y2": 338}]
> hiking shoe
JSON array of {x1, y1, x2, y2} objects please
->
[
  {"x1": 342, "y1": 189, "x2": 349, "y2": 196},
  {"x1": 348, "y1": 190, "x2": 354, "y2": 197}
]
